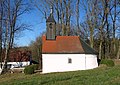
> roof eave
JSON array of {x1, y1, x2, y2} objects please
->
[{"x1": 42, "y1": 52, "x2": 98, "y2": 55}]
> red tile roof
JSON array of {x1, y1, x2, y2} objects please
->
[
  {"x1": 42, "y1": 36, "x2": 85, "y2": 53},
  {"x1": 2, "y1": 50, "x2": 31, "y2": 62}
]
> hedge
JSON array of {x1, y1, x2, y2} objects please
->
[
  {"x1": 100, "y1": 59, "x2": 115, "y2": 67},
  {"x1": 24, "y1": 64, "x2": 39, "y2": 74}
]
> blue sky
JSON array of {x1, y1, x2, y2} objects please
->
[
  {"x1": 15, "y1": 8, "x2": 46, "y2": 47},
  {"x1": 14, "y1": 0, "x2": 86, "y2": 47},
  {"x1": 14, "y1": 6, "x2": 85, "y2": 47},
  {"x1": 14, "y1": 0, "x2": 120, "y2": 47}
]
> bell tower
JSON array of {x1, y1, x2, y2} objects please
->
[{"x1": 46, "y1": 6, "x2": 56, "y2": 40}]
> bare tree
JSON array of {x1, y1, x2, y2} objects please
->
[
  {"x1": 76, "y1": 0, "x2": 80, "y2": 34},
  {"x1": 32, "y1": 0, "x2": 73, "y2": 36},
  {"x1": 112, "y1": 0, "x2": 117, "y2": 53},
  {"x1": 93, "y1": 0, "x2": 110, "y2": 59},
  {"x1": 81, "y1": 0, "x2": 112, "y2": 59},
  {"x1": 0, "y1": 0, "x2": 31, "y2": 74},
  {"x1": 117, "y1": 39, "x2": 120, "y2": 59},
  {"x1": 0, "y1": 0, "x2": 4, "y2": 68},
  {"x1": 80, "y1": 0, "x2": 98, "y2": 48},
  {"x1": 109, "y1": 0, "x2": 120, "y2": 57},
  {"x1": 31, "y1": 0, "x2": 120, "y2": 59},
  {"x1": 29, "y1": 36, "x2": 42, "y2": 69},
  {"x1": 103, "y1": 0, "x2": 110, "y2": 58}
]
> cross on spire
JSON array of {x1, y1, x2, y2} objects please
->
[{"x1": 50, "y1": 6, "x2": 53, "y2": 14}]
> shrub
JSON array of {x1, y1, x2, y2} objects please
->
[
  {"x1": 24, "y1": 64, "x2": 39, "y2": 74},
  {"x1": 100, "y1": 59, "x2": 115, "y2": 67},
  {"x1": 24, "y1": 65, "x2": 34, "y2": 74},
  {"x1": 32, "y1": 64, "x2": 39, "y2": 70}
]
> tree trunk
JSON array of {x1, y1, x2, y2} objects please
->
[
  {"x1": 106, "y1": 23, "x2": 110, "y2": 59},
  {"x1": 99, "y1": 41, "x2": 102, "y2": 59},
  {"x1": 55, "y1": 0, "x2": 60, "y2": 35},
  {"x1": 66, "y1": 0, "x2": 71, "y2": 36},
  {"x1": 76, "y1": 0, "x2": 80, "y2": 32},
  {"x1": 113, "y1": 0, "x2": 116, "y2": 53},
  {"x1": 60, "y1": 1, "x2": 65, "y2": 36},
  {"x1": 62, "y1": 24, "x2": 65, "y2": 36},
  {"x1": 39, "y1": 45, "x2": 42, "y2": 70},
  {"x1": 0, "y1": 48, "x2": 9, "y2": 74},
  {"x1": 0, "y1": 0, "x2": 10, "y2": 74},
  {"x1": 104, "y1": 0, "x2": 109, "y2": 59},
  {"x1": 0, "y1": 19, "x2": 10, "y2": 74},
  {"x1": 99, "y1": 34, "x2": 103, "y2": 59},
  {"x1": 90, "y1": 27, "x2": 94, "y2": 48},
  {"x1": 0, "y1": 1, "x2": 3, "y2": 68},
  {"x1": 117, "y1": 40, "x2": 120, "y2": 59},
  {"x1": 102, "y1": 38, "x2": 105, "y2": 59}
]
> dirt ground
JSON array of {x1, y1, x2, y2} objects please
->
[{"x1": 114, "y1": 59, "x2": 120, "y2": 65}]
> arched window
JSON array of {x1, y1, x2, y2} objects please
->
[
  {"x1": 68, "y1": 58, "x2": 72, "y2": 64},
  {"x1": 49, "y1": 23, "x2": 52, "y2": 29}
]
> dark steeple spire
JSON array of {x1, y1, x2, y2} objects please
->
[
  {"x1": 46, "y1": 6, "x2": 55, "y2": 22},
  {"x1": 46, "y1": 14, "x2": 55, "y2": 22},
  {"x1": 46, "y1": 6, "x2": 56, "y2": 40}
]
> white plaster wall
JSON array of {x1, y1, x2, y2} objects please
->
[
  {"x1": 42, "y1": 54, "x2": 98, "y2": 73},
  {"x1": 42, "y1": 54, "x2": 86, "y2": 73},
  {"x1": 85, "y1": 54, "x2": 98, "y2": 69}
]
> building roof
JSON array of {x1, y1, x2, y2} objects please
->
[
  {"x1": 42, "y1": 36, "x2": 98, "y2": 54},
  {"x1": 46, "y1": 14, "x2": 56, "y2": 22},
  {"x1": 1, "y1": 50, "x2": 31, "y2": 62}
]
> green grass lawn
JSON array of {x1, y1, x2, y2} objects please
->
[{"x1": 0, "y1": 65, "x2": 120, "y2": 85}]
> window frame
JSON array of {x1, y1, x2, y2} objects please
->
[{"x1": 68, "y1": 58, "x2": 72, "y2": 64}]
